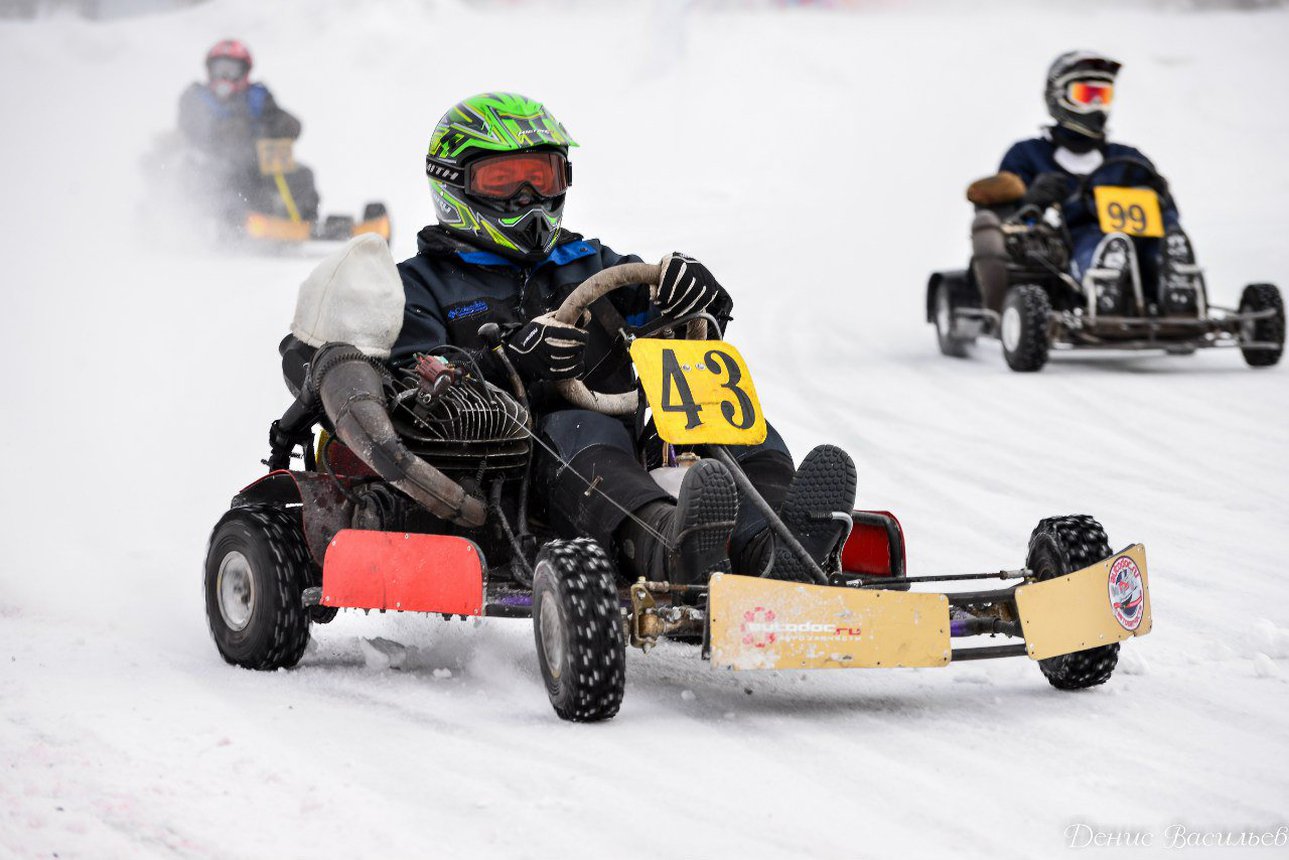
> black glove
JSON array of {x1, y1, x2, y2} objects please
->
[
  {"x1": 657, "y1": 252, "x2": 733, "y2": 321},
  {"x1": 1023, "y1": 172, "x2": 1071, "y2": 209},
  {"x1": 505, "y1": 312, "x2": 588, "y2": 381}
]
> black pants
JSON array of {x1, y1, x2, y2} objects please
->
[{"x1": 533, "y1": 409, "x2": 794, "y2": 555}]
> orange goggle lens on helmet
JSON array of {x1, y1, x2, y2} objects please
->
[
  {"x1": 1067, "y1": 80, "x2": 1114, "y2": 110},
  {"x1": 466, "y1": 152, "x2": 571, "y2": 200}
]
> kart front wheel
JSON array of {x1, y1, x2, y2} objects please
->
[
  {"x1": 1026, "y1": 515, "x2": 1119, "y2": 690},
  {"x1": 532, "y1": 538, "x2": 626, "y2": 722},
  {"x1": 1238, "y1": 283, "x2": 1284, "y2": 368},
  {"x1": 934, "y1": 281, "x2": 970, "y2": 358},
  {"x1": 1001, "y1": 285, "x2": 1051, "y2": 372},
  {"x1": 204, "y1": 504, "x2": 312, "y2": 671}
]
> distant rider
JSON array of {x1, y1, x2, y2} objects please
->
[
  {"x1": 967, "y1": 51, "x2": 1193, "y2": 314},
  {"x1": 281, "y1": 92, "x2": 857, "y2": 588},
  {"x1": 177, "y1": 39, "x2": 318, "y2": 222}
]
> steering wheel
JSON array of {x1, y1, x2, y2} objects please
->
[
  {"x1": 1075, "y1": 155, "x2": 1173, "y2": 215},
  {"x1": 549, "y1": 262, "x2": 710, "y2": 416}
]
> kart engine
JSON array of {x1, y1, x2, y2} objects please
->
[
  {"x1": 386, "y1": 355, "x2": 531, "y2": 480},
  {"x1": 1006, "y1": 223, "x2": 1069, "y2": 273}
]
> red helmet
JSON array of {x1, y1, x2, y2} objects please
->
[{"x1": 205, "y1": 39, "x2": 252, "y2": 98}]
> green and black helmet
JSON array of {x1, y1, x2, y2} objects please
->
[{"x1": 425, "y1": 92, "x2": 577, "y2": 261}]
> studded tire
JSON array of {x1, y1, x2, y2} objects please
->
[
  {"x1": 1026, "y1": 515, "x2": 1119, "y2": 690},
  {"x1": 531, "y1": 538, "x2": 626, "y2": 723},
  {"x1": 1000, "y1": 285, "x2": 1051, "y2": 372},
  {"x1": 1238, "y1": 283, "x2": 1284, "y2": 368},
  {"x1": 204, "y1": 504, "x2": 311, "y2": 671}
]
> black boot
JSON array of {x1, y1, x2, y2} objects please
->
[
  {"x1": 1084, "y1": 234, "x2": 1136, "y2": 316},
  {"x1": 1158, "y1": 227, "x2": 1202, "y2": 317},
  {"x1": 617, "y1": 459, "x2": 738, "y2": 586},
  {"x1": 750, "y1": 445, "x2": 857, "y2": 583}
]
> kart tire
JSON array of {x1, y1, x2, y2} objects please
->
[
  {"x1": 1001, "y1": 285, "x2": 1051, "y2": 372},
  {"x1": 934, "y1": 281, "x2": 970, "y2": 358},
  {"x1": 1238, "y1": 283, "x2": 1284, "y2": 368},
  {"x1": 1026, "y1": 515, "x2": 1119, "y2": 690},
  {"x1": 532, "y1": 538, "x2": 625, "y2": 723},
  {"x1": 204, "y1": 504, "x2": 311, "y2": 671}
]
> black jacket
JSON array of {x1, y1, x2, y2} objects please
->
[{"x1": 393, "y1": 227, "x2": 658, "y2": 411}]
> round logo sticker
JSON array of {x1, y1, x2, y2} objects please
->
[
  {"x1": 740, "y1": 606, "x2": 777, "y2": 649},
  {"x1": 1107, "y1": 555, "x2": 1145, "y2": 631}
]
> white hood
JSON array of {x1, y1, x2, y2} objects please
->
[{"x1": 290, "y1": 234, "x2": 405, "y2": 359}]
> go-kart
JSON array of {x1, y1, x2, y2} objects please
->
[
  {"x1": 142, "y1": 134, "x2": 391, "y2": 247},
  {"x1": 205, "y1": 252, "x2": 1153, "y2": 722},
  {"x1": 927, "y1": 157, "x2": 1284, "y2": 371}
]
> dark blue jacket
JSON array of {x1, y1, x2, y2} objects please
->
[
  {"x1": 999, "y1": 134, "x2": 1180, "y2": 232},
  {"x1": 178, "y1": 82, "x2": 301, "y2": 162},
  {"x1": 393, "y1": 227, "x2": 659, "y2": 409}
]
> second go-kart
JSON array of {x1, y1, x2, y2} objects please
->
[
  {"x1": 205, "y1": 241, "x2": 1154, "y2": 722},
  {"x1": 927, "y1": 157, "x2": 1284, "y2": 371},
  {"x1": 143, "y1": 134, "x2": 391, "y2": 247}
]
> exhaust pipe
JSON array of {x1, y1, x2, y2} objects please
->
[
  {"x1": 312, "y1": 343, "x2": 487, "y2": 528},
  {"x1": 971, "y1": 210, "x2": 1009, "y2": 315}
]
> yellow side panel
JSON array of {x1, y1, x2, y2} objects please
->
[
  {"x1": 707, "y1": 574, "x2": 951, "y2": 670},
  {"x1": 245, "y1": 213, "x2": 311, "y2": 242},
  {"x1": 352, "y1": 215, "x2": 392, "y2": 241},
  {"x1": 1015, "y1": 544, "x2": 1152, "y2": 661}
]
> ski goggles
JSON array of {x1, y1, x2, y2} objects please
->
[
  {"x1": 208, "y1": 57, "x2": 249, "y2": 81},
  {"x1": 1065, "y1": 80, "x2": 1114, "y2": 111},
  {"x1": 463, "y1": 152, "x2": 572, "y2": 200}
]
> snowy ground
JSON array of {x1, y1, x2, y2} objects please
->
[{"x1": 2, "y1": 1, "x2": 1287, "y2": 857}]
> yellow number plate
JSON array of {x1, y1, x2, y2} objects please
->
[
  {"x1": 1093, "y1": 186, "x2": 1164, "y2": 238},
  {"x1": 256, "y1": 138, "x2": 297, "y2": 176},
  {"x1": 707, "y1": 574, "x2": 951, "y2": 670},
  {"x1": 630, "y1": 338, "x2": 767, "y2": 445},
  {"x1": 1014, "y1": 544, "x2": 1152, "y2": 661}
]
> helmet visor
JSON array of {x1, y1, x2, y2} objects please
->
[
  {"x1": 1065, "y1": 80, "x2": 1114, "y2": 112},
  {"x1": 466, "y1": 152, "x2": 570, "y2": 200},
  {"x1": 209, "y1": 57, "x2": 249, "y2": 81}
]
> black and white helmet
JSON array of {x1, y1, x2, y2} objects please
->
[{"x1": 1045, "y1": 50, "x2": 1122, "y2": 139}]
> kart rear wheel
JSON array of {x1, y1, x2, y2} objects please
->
[
  {"x1": 934, "y1": 281, "x2": 970, "y2": 358},
  {"x1": 1026, "y1": 516, "x2": 1119, "y2": 690},
  {"x1": 1001, "y1": 285, "x2": 1051, "y2": 372},
  {"x1": 532, "y1": 538, "x2": 626, "y2": 722},
  {"x1": 1238, "y1": 283, "x2": 1284, "y2": 368},
  {"x1": 204, "y1": 504, "x2": 311, "y2": 671}
]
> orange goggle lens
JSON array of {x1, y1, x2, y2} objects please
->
[
  {"x1": 467, "y1": 152, "x2": 570, "y2": 200},
  {"x1": 1067, "y1": 81, "x2": 1114, "y2": 108}
]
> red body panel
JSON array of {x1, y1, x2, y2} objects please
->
[
  {"x1": 234, "y1": 470, "x2": 354, "y2": 566},
  {"x1": 321, "y1": 529, "x2": 485, "y2": 615},
  {"x1": 841, "y1": 510, "x2": 906, "y2": 577}
]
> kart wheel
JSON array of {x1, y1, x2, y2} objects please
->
[
  {"x1": 531, "y1": 538, "x2": 625, "y2": 722},
  {"x1": 934, "y1": 281, "x2": 970, "y2": 358},
  {"x1": 204, "y1": 504, "x2": 311, "y2": 671},
  {"x1": 1238, "y1": 283, "x2": 1284, "y2": 368},
  {"x1": 1001, "y1": 285, "x2": 1051, "y2": 372},
  {"x1": 1026, "y1": 516, "x2": 1119, "y2": 690}
]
